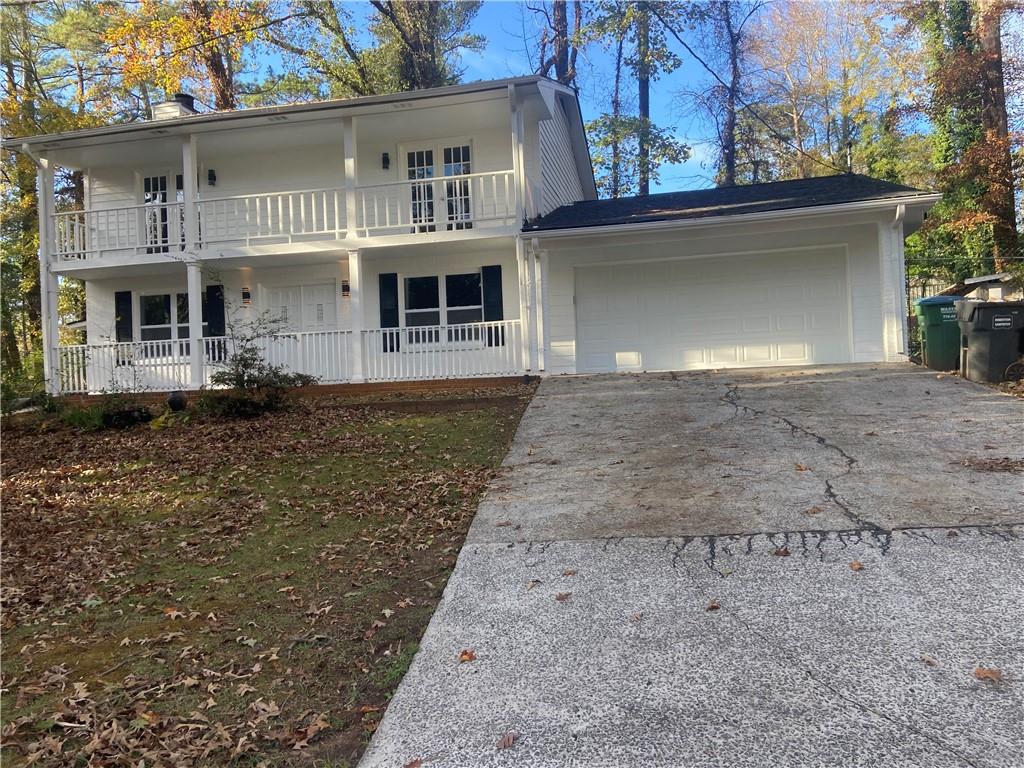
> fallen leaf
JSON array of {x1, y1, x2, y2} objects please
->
[
  {"x1": 163, "y1": 606, "x2": 184, "y2": 620},
  {"x1": 795, "y1": 463, "x2": 811, "y2": 472},
  {"x1": 555, "y1": 592, "x2": 571, "y2": 602},
  {"x1": 496, "y1": 731, "x2": 518, "y2": 750},
  {"x1": 526, "y1": 579, "x2": 542, "y2": 591},
  {"x1": 805, "y1": 505, "x2": 824, "y2": 515},
  {"x1": 773, "y1": 546, "x2": 791, "y2": 557},
  {"x1": 494, "y1": 520, "x2": 512, "y2": 527},
  {"x1": 630, "y1": 611, "x2": 644, "y2": 623},
  {"x1": 921, "y1": 654, "x2": 938, "y2": 667},
  {"x1": 562, "y1": 569, "x2": 577, "y2": 577},
  {"x1": 458, "y1": 649, "x2": 476, "y2": 663},
  {"x1": 974, "y1": 667, "x2": 1002, "y2": 682},
  {"x1": 404, "y1": 760, "x2": 424, "y2": 768},
  {"x1": 706, "y1": 600, "x2": 721, "y2": 611},
  {"x1": 849, "y1": 560, "x2": 864, "y2": 571}
]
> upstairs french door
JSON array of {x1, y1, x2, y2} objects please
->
[
  {"x1": 142, "y1": 173, "x2": 184, "y2": 253},
  {"x1": 406, "y1": 142, "x2": 473, "y2": 233}
]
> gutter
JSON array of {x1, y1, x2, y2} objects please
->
[
  {"x1": 3, "y1": 75, "x2": 563, "y2": 152},
  {"x1": 524, "y1": 194, "x2": 944, "y2": 239}
]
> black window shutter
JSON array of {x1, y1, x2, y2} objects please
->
[
  {"x1": 114, "y1": 291, "x2": 133, "y2": 342},
  {"x1": 205, "y1": 285, "x2": 225, "y2": 337},
  {"x1": 481, "y1": 265, "x2": 504, "y2": 346},
  {"x1": 379, "y1": 273, "x2": 400, "y2": 352}
]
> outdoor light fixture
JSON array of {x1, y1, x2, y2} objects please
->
[
  {"x1": 207, "y1": 169, "x2": 217, "y2": 186},
  {"x1": 341, "y1": 280, "x2": 351, "y2": 297},
  {"x1": 381, "y1": 152, "x2": 390, "y2": 170},
  {"x1": 241, "y1": 287, "x2": 251, "y2": 305}
]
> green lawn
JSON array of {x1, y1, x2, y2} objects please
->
[{"x1": 1, "y1": 384, "x2": 533, "y2": 766}]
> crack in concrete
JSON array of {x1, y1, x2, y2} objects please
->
[
  {"x1": 674, "y1": 559, "x2": 987, "y2": 768},
  {"x1": 720, "y1": 384, "x2": 881, "y2": 531}
]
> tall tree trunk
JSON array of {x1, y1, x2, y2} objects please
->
[
  {"x1": 186, "y1": 0, "x2": 236, "y2": 109},
  {"x1": 719, "y1": 1, "x2": 739, "y2": 187},
  {"x1": 611, "y1": 27, "x2": 624, "y2": 197},
  {"x1": 977, "y1": 0, "x2": 1018, "y2": 271},
  {"x1": 637, "y1": 2, "x2": 651, "y2": 196},
  {"x1": 535, "y1": 0, "x2": 580, "y2": 86}
]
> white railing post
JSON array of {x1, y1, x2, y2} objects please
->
[{"x1": 347, "y1": 249, "x2": 365, "y2": 382}]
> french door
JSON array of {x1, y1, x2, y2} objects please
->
[
  {"x1": 405, "y1": 143, "x2": 473, "y2": 232},
  {"x1": 142, "y1": 173, "x2": 184, "y2": 253}
]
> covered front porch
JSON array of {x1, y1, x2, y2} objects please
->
[{"x1": 52, "y1": 238, "x2": 538, "y2": 394}]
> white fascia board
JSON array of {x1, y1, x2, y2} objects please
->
[{"x1": 525, "y1": 194, "x2": 945, "y2": 240}]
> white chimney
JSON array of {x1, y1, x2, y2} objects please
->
[{"x1": 152, "y1": 93, "x2": 198, "y2": 120}]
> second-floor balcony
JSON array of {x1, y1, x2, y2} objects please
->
[{"x1": 52, "y1": 169, "x2": 518, "y2": 263}]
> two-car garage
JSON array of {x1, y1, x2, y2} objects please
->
[
  {"x1": 524, "y1": 175, "x2": 940, "y2": 376},
  {"x1": 573, "y1": 247, "x2": 850, "y2": 373}
]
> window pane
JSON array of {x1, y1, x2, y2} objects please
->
[
  {"x1": 141, "y1": 294, "x2": 170, "y2": 326},
  {"x1": 445, "y1": 273, "x2": 481, "y2": 307},
  {"x1": 447, "y1": 307, "x2": 483, "y2": 325},
  {"x1": 405, "y1": 310, "x2": 440, "y2": 326},
  {"x1": 141, "y1": 327, "x2": 172, "y2": 341},
  {"x1": 177, "y1": 325, "x2": 190, "y2": 339},
  {"x1": 176, "y1": 294, "x2": 189, "y2": 324},
  {"x1": 405, "y1": 276, "x2": 439, "y2": 310}
]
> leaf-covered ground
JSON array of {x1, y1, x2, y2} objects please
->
[{"x1": 1, "y1": 384, "x2": 535, "y2": 767}]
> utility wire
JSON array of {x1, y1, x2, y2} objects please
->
[{"x1": 649, "y1": 5, "x2": 849, "y2": 178}]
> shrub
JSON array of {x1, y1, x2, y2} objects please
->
[
  {"x1": 201, "y1": 321, "x2": 318, "y2": 417},
  {"x1": 61, "y1": 395, "x2": 152, "y2": 431}
]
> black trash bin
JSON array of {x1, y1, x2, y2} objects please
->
[{"x1": 957, "y1": 301, "x2": 1024, "y2": 383}]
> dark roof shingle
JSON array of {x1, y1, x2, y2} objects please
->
[{"x1": 525, "y1": 174, "x2": 934, "y2": 232}]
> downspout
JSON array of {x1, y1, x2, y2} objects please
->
[{"x1": 890, "y1": 204, "x2": 908, "y2": 359}]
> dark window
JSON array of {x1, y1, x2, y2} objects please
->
[
  {"x1": 141, "y1": 294, "x2": 171, "y2": 326},
  {"x1": 445, "y1": 272, "x2": 483, "y2": 325}
]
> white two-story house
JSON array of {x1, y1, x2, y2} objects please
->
[{"x1": 8, "y1": 75, "x2": 940, "y2": 395}]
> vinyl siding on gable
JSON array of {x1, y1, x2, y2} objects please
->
[{"x1": 539, "y1": 99, "x2": 584, "y2": 215}]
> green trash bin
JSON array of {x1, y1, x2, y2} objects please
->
[{"x1": 914, "y1": 295, "x2": 963, "y2": 371}]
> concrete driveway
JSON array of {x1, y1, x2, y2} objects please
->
[{"x1": 360, "y1": 364, "x2": 1023, "y2": 768}]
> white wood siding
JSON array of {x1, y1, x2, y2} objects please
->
[{"x1": 539, "y1": 98, "x2": 584, "y2": 215}]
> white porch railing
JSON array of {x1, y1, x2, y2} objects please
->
[
  {"x1": 50, "y1": 170, "x2": 517, "y2": 262},
  {"x1": 197, "y1": 188, "x2": 347, "y2": 245},
  {"x1": 362, "y1": 319, "x2": 522, "y2": 382},
  {"x1": 355, "y1": 170, "x2": 516, "y2": 236},
  {"x1": 54, "y1": 202, "x2": 185, "y2": 260},
  {"x1": 54, "y1": 321, "x2": 523, "y2": 394}
]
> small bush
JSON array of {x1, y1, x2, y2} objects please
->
[{"x1": 61, "y1": 396, "x2": 152, "y2": 431}]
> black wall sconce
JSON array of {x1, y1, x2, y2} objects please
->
[
  {"x1": 241, "y1": 287, "x2": 251, "y2": 305},
  {"x1": 381, "y1": 152, "x2": 390, "y2": 171},
  {"x1": 207, "y1": 169, "x2": 217, "y2": 186}
]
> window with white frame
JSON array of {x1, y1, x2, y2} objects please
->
[
  {"x1": 402, "y1": 271, "x2": 484, "y2": 344},
  {"x1": 139, "y1": 292, "x2": 207, "y2": 342}
]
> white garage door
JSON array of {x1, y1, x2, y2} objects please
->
[{"x1": 575, "y1": 249, "x2": 850, "y2": 373}]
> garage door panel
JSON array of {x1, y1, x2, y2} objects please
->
[{"x1": 574, "y1": 250, "x2": 850, "y2": 373}]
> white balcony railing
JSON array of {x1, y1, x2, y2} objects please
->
[
  {"x1": 355, "y1": 170, "x2": 516, "y2": 236},
  {"x1": 197, "y1": 187, "x2": 347, "y2": 246},
  {"x1": 50, "y1": 170, "x2": 517, "y2": 262},
  {"x1": 54, "y1": 202, "x2": 185, "y2": 260},
  {"x1": 54, "y1": 321, "x2": 523, "y2": 393},
  {"x1": 362, "y1": 319, "x2": 522, "y2": 382}
]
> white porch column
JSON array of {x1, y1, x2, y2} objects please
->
[
  {"x1": 181, "y1": 135, "x2": 199, "y2": 251},
  {"x1": 186, "y1": 262, "x2": 204, "y2": 387},
  {"x1": 878, "y1": 205, "x2": 908, "y2": 362},
  {"x1": 347, "y1": 249, "x2": 365, "y2": 382},
  {"x1": 526, "y1": 241, "x2": 539, "y2": 372},
  {"x1": 515, "y1": 238, "x2": 531, "y2": 372},
  {"x1": 508, "y1": 84, "x2": 529, "y2": 223},
  {"x1": 537, "y1": 248, "x2": 549, "y2": 371},
  {"x1": 342, "y1": 117, "x2": 358, "y2": 238},
  {"x1": 36, "y1": 156, "x2": 60, "y2": 394}
]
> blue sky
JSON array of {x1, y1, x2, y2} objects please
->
[{"x1": 460, "y1": 1, "x2": 716, "y2": 191}]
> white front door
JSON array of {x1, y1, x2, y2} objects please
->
[
  {"x1": 265, "y1": 284, "x2": 337, "y2": 332},
  {"x1": 574, "y1": 249, "x2": 851, "y2": 373}
]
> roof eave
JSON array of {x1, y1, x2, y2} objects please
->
[
  {"x1": 524, "y1": 194, "x2": 944, "y2": 238},
  {"x1": 3, "y1": 75, "x2": 557, "y2": 151}
]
